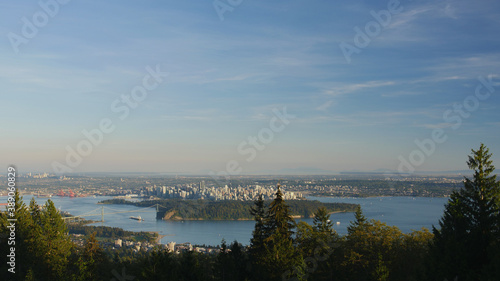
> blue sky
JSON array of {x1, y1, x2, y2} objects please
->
[{"x1": 1, "y1": 0, "x2": 500, "y2": 175}]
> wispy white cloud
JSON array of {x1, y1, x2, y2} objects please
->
[
  {"x1": 487, "y1": 122, "x2": 500, "y2": 127},
  {"x1": 416, "y1": 123, "x2": 455, "y2": 129},
  {"x1": 249, "y1": 104, "x2": 289, "y2": 121},
  {"x1": 316, "y1": 100, "x2": 335, "y2": 111},
  {"x1": 323, "y1": 81, "x2": 395, "y2": 96},
  {"x1": 0, "y1": 61, "x2": 112, "y2": 93},
  {"x1": 160, "y1": 108, "x2": 222, "y2": 122},
  {"x1": 443, "y1": 3, "x2": 458, "y2": 19},
  {"x1": 423, "y1": 55, "x2": 500, "y2": 80},
  {"x1": 296, "y1": 109, "x2": 434, "y2": 127},
  {"x1": 408, "y1": 75, "x2": 468, "y2": 85},
  {"x1": 213, "y1": 74, "x2": 256, "y2": 82},
  {"x1": 166, "y1": 71, "x2": 264, "y2": 84},
  {"x1": 160, "y1": 115, "x2": 212, "y2": 121},
  {"x1": 388, "y1": 6, "x2": 434, "y2": 29},
  {"x1": 381, "y1": 91, "x2": 423, "y2": 97},
  {"x1": 375, "y1": 1, "x2": 465, "y2": 44}
]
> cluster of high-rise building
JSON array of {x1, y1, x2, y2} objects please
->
[
  {"x1": 141, "y1": 181, "x2": 302, "y2": 201},
  {"x1": 3, "y1": 173, "x2": 461, "y2": 198}
]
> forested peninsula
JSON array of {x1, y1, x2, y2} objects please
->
[{"x1": 99, "y1": 198, "x2": 358, "y2": 220}]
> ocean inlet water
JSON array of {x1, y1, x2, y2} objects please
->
[{"x1": 3, "y1": 195, "x2": 448, "y2": 246}]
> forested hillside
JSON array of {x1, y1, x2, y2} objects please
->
[{"x1": 100, "y1": 198, "x2": 358, "y2": 220}]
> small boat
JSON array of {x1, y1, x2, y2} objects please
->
[
  {"x1": 129, "y1": 216, "x2": 144, "y2": 221},
  {"x1": 336, "y1": 221, "x2": 340, "y2": 225},
  {"x1": 37, "y1": 191, "x2": 52, "y2": 198}
]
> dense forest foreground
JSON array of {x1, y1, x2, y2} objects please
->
[{"x1": 1, "y1": 144, "x2": 500, "y2": 281}]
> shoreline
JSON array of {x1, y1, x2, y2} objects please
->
[
  {"x1": 153, "y1": 233, "x2": 167, "y2": 244},
  {"x1": 146, "y1": 231, "x2": 168, "y2": 244},
  {"x1": 163, "y1": 211, "x2": 354, "y2": 221},
  {"x1": 308, "y1": 194, "x2": 450, "y2": 199}
]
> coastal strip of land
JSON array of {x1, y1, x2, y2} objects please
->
[{"x1": 99, "y1": 198, "x2": 359, "y2": 221}]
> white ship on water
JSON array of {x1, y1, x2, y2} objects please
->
[
  {"x1": 129, "y1": 216, "x2": 144, "y2": 221},
  {"x1": 36, "y1": 191, "x2": 52, "y2": 198}
]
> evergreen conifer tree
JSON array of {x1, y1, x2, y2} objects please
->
[
  {"x1": 249, "y1": 194, "x2": 268, "y2": 280},
  {"x1": 0, "y1": 191, "x2": 33, "y2": 280},
  {"x1": 249, "y1": 194, "x2": 267, "y2": 253},
  {"x1": 262, "y1": 184, "x2": 304, "y2": 281},
  {"x1": 40, "y1": 200, "x2": 73, "y2": 280},
  {"x1": 1, "y1": 192, "x2": 73, "y2": 280},
  {"x1": 430, "y1": 144, "x2": 500, "y2": 280},
  {"x1": 308, "y1": 207, "x2": 339, "y2": 281},
  {"x1": 75, "y1": 232, "x2": 106, "y2": 281},
  {"x1": 265, "y1": 185, "x2": 295, "y2": 239},
  {"x1": 313, "y1": 206, "x2": 335, "y2": 235},
  {"x1": 347, "y1": 205, "x2": 366, "y2": 234}
]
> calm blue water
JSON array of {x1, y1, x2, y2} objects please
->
[{"x1": 1, "y1": 195, "x2": 448, "y2": 246}]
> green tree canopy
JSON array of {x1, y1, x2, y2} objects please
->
[
  {"x1": 249, "y1": 184, "x2": 304, "y2": 281},
  {"x1": 430, "y1": 144, "x2": 500, "y2": 280}
]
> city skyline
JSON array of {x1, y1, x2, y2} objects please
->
[{"x1": 1, "y1": 0, "x2": 500, "y2": 174}]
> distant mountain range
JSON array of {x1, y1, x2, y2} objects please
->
[
  {"x1": 62, "y1": 169, "x2": 498, "y2": 177},
  {"x1": 339, "y1": 169, "x2": 474, "y2": 176},
  {"x1": 249, "y1": 167, "x2": 476, "y2": 176}
]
